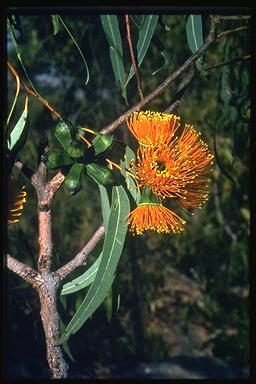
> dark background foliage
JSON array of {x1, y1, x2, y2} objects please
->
[{"x1": 6, "y1": 13, "x2": 250, "y2": 379}]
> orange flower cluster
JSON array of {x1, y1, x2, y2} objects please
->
[
  {"x1": 126, "y1": 111, "x2": 214, "y2": 235},
  {"x1": 8, "y1": 177, "x2": 27, "y2": 224}
]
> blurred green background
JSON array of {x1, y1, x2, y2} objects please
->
[{"x1": 7, "y1": 14, "x2": 250, "y2": 378}]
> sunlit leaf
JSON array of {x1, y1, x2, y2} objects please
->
[
  {"x1": 7, "y1": 96, "x2": 29, "y2": 153},
  {"x1": 57, "y1": 185, "x2": 130, "y2": 344},
  {"x1": 125, "y1": 15, "x2": 159, "y2": 86},
  {"x1": 100, "y1": 15, "x2": 128, "y2": 104}
]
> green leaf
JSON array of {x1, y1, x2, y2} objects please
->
[
  {"x1": 152, "y1": 50, "x2": 172, "y2": 75},
  {"x1": 100, "y1": 15, "x2": 128, "y2": 104},
  {"x1": 57, "y1": 185, "x2": 130, "y2": 344},
  {"x1": 120, "y1": 146, "x2": 141, "y2": 204},
  {"x1": 125, "y1": 15, "x2": 159, "y2": 86},
  {"x1": 104, "y1": 286, "x2": 113, "y2": 322},
  {"x1": 109, "y1": 46, "x2": 128, "y2": 104},
  {"x1": 61, "y1": 184, "x2": 110, "y2": 296},
  {"x1": 220, "y1": 39, "x2": 232, "y2": 104},
  {"x1": 98, "y1": 184, "x2": 111, "y2": 228},
  {"x1": 7, "y1": 96, "x2": 29, "y2": 153},
  {"x1": 185, "y1": 15, "x2": 204, "y2": 68},
  {"x1": 58, "y1": 16, "x2": 90, "y2": 86},
  {"x1": 61, "y1": 253, "x2": 103, "y2": 295},
  {"x1": 60, "y1": 319, "x2": 75, "y2": 362},
  {"x1": 51, "y1": 15, "x2": 60, "y2": 35},
  {"x1": 130, "y1": 15, "x2": 145, "y2": 29}
]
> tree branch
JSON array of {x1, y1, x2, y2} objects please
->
[
  {"x1": 216, "y1": 25, "x2": 248, "y2": 39},
  {"x1": 8, "y1": 61, "x2": 62, "y2": 119},
  {"x1": 6, "y1": 254, "x2": 42, "y2": 288},
  {"x1": 55, "y1": 224, "x2": 105, "y2": 282},
  {"x1": 100, "y1": 15, "x2": 220, "y2": 135},
  {"x1": 125, "y1": 14, "x2": 144, "y2": 101},
  {"x1": 203, "y1": 54, "x2": 250, "y2": 71},
  {"x1": 14, "y1": 159, "x2": 34, "y2": 179},
  {"x1": 164, "y1": 65, "x2": 197, "y2": 114}
]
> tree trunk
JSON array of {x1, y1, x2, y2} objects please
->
[{"x1": 37, "y1": 272, "x2": 68, "y2": 378}]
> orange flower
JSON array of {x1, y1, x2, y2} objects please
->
[
  {"x1": 128, "y1": 203, "x2": 186, "y2": 235},
  {"x1": 8, "y1": 177, "x2": 26, "y2": 224},
  {"x1": 127, "y1": 110, "x2": 180, "y2": 147},
  {"x1": 128, "y1": 187, "x2": 186, "y2": 235},
  {"x1": 129, "y1": 116, "x2": 214, "y2": 209}
]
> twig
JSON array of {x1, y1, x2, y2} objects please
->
[
  {"x1": 164, "y1": 66, "x2": 197, "y2": 114},
  {"x1": 7, "y1": 61, "x2": 62, "y2": 119},
  {"x1": 14, "y1": 159, "x2": 34, "y2": 179},
  {"x1": 100, "y1": 16, "x2": 220, "y2": 135},
  {"x1": 203, "y1": 54, "x2": 250, "y2": 70},
  {"x1": 125, "y1": 14, "x2": 144, "y2": 101},
  {"x1": 55, "y1": 224, "x2": 105, "y2": 282},
  {"x1": 217, "y1": 25, "x2": 248, "y2": 39},
  {"x1": 7, "y1": 61, "x2": 20, "y2": 127}
]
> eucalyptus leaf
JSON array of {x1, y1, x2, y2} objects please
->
[
  {"x1": 51, "y1": 15, "x2": 60, "y2": 35},
  {"x1": 100, "y1": 15, "x2": 128, "y2": 104},
  {"x1": 61, "y1": 253, "x2": 102, "y2": 295},
  {"x1": 125, "y1": 15, "x2": 159, "y2": 86},
  {"x1": 120, "y1": 146, "x2": 141, "y2": 204},
  {"x1": 98, "y1": 184, "x2": 111, "y2": 228},
  {"x1": 152, "y1": 50, "x2": 172, "y2": 75},
  {"x1": 57, "y1": 185, "x2": 130, "y2": 344},
  {"x1": 130, "y1": 15, "x2": 145, "y2": 29},
  {"x1": 220, "y1": 39, "x2": 232, "y2": 104},
  {"x1": 104, "y1": 286, "x2": 113, "y2": 322},
  {"x1": 185, "y1": 15, "x2": 204, "y2": 68},
  {"x1": 58, "y1": 16, "x2": 90, "y2": 86},
  {"x1": 7, "y1": 96, "x2": 29, "y2": 153},
  {"x1": 60, "y1": 319, "x2": 75, "y2": 362}
]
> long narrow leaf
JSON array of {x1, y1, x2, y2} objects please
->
[
  {"x1": 7, "y1": 96, "x2": 29, "y2": 153},
  {"x1": 220, "y1": 39, "x2": 232, "y2": 104},
  {"x1": 57, "y1": 185, "x2": 130, "y2": 344},
  {"x1": 98, "y1": 184, "x2": 111, "y2": 228},
  {"x1": 120, "y1": 146, "x2": 141, "y2": 204},
  {"x1": 51, "y1": 15, "x2": 60, "y2": 35},
  {"x1": 7, "y1": 20, "x2": 42, "y2": 96},
  {"x1": 7, "y1": 62, "x2": 20, "y2": 127},
  {"x1": 109, "y1": 46, "x2": 128, "y2": 103},
  {"x1": 60, "y1": 319, "x2": 75, "y2": 362},
  {"x1": 125, "y1": 15, "x2": 159, "y2": 86},
  {"x1": 185, "y1": 15, "x2": 204, "y2": 67},
  {"x1": 100, "y1": 15, "x2": 127, "y2": 103},
  {"x1": 58, "y1": 16, "x2": 90, "y2": 86},
  {"x1": 60, "y1": 253, "x2": 103, "y2": 295},
  {"x1": 60, "y1": 184, "x2": 111, "y2": 295}
]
